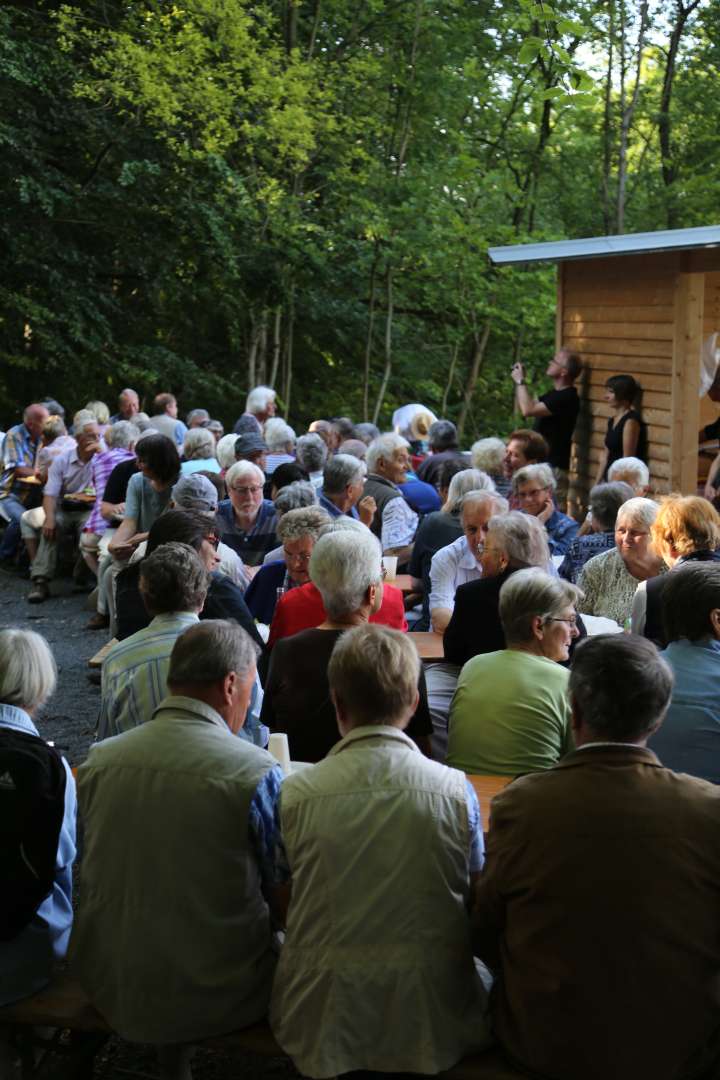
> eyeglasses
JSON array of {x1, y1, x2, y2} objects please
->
[
  {"x1": 283, "y1": 548, "x2": 311, "y2": 565},
  {"x1": 230, "y1": 484, "x2": 263, "y2": 496},
  {"x1": 545, "y1": 616, "x2": 578, "y2": 628},
  {"x1": 204, "y1": 534, "x2": 220, "y2": 550}
]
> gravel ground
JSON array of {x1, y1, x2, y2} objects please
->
[{"x1": 0, "y1": 566, "x2": 299, "y2": 1080}]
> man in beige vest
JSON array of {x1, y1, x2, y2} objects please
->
[
  {"x1": 71, "y1": 621, "x2": 287, "y2": 1080},
  {"x1": 474, "y1": 633, "x2": 720, "y2": 1080},
  {"x1": 271, "y1": 623, "x2": 491, "y2": 1078}
]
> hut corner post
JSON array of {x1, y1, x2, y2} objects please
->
[{"x1": 671, "y1": 272, "x2": 704, "y2": 494}]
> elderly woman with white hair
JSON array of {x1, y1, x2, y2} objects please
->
[
  {"x1": 245, "y1": 506, "x2": 332, "y2": 625},
  {"x1": 429, "y1": 490, "x2": 509, "y2": 632},
  {"x1": 363, "y1": 433, "x2": 418, "y2": 562},
  {"x1": 608, "y1": 455, "x2": 651, "y2": 496},
  {"x1": 578, "y1": 496, "x2": 665, "y2": 626},
  {"x1": 215, "y1": 460, "x2": 278, "y2": 566},
  {"x1": 447, "y1": 569, "x2": 579, "y2": 776},
  {"x1": 471, "y1": 437, "x2": 511, "y2": 497},
  {"x1": 263, "y1": 418, "x2": 296, "y2": 476},
  {"x1": 261, "y1": 529, "x2": 432, "y2": 762},
  {"x1": 0, "y1": 629, "x2": 76, "y2": 1009},
  {"x1": 513, "y1": 462, "x2": 579, "y2": 555},
  {"x1": 215, "y1": 432, "x2": 240, "y2": 472},
  {"x1": 180, "y1": 427, "x2": 221, "y2": 475}
]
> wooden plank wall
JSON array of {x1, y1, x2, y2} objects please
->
[
  {"x1": 562, "y1": 254, "x2": 677, "y2": 515},
  {"x1": 698, "y1": 271, "x2": 720, "y2": 433}
]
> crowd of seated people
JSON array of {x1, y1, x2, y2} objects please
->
[{"x1": 4, "y1": 377, "x2": 720, "y2": 1080}]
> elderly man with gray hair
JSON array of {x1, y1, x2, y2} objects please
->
[
  {"x1": 73, "y1": 620, "x2": 288, "y2": 1080},
  {"x1": 416, "y1": 420, "x2": 467, "y2": 487},
  {"x1": 270, "y1": 623, "x2": 491, "y2": 1079},
  {"x1": 513, "y1": 462, "x2": 579, "y2": 556},
  {"x1": 233, "y1": 385, "x2": 277, "y2": 436},
  {"x1": 319, "y1": 453, "x2": 375, "y2": 526},
  {"x1": 364, "y1": 434, "x2": 418, "y2": 563},
  {"x1": 295, "y1": 432, "x2": 327, "y2": 492},
  {"x1": 448, "y1": 569, "x2": 580, "y2": 776},
  {"x1": 216, "y1": 460, "x2": 278, "y2": 566},
  {"x1": 98, "y1": 542, "x2": 209, "y2": 739},
  {"x1": 262, "y1": 528, "x2": 431, "y2": 761}
]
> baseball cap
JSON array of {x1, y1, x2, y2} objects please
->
[{"x1": 171, "y1": 473, "x2": 219, "y2": 512}]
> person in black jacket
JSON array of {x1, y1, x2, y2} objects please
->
[{"x1": 115, "y1": 509, "x2": 263, "y2": 653}]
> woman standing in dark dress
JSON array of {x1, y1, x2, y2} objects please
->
[{"x1": 595, "y1": 374, "x2": 647, "y2": 483}]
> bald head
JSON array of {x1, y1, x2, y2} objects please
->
[{"x1": 24, "y1": 404, "x2": 50, "y2": 438}]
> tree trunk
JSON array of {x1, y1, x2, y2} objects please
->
[
  {"x1": 457, "y1": 318, "x2": 492, "y2": 442},
  {"x1": 362, "y1": 253, "x2": 379, "y2": 421},
  {"x1": 441, "y1": 340, "x2": 459, "y2": 415},
  {"x1": 601, "y1": 5, "x2": 615, "y2": 233},
  {"x1": 372, "y1": 267, "x2": 394, "y2": 426},
  {"x1": 658, "y1": 0, "x2": 702, "y2": 228},
  {"x1": 283, "y1": 289, "x2": 295, "y2": 414},
  {"x1": 616, "y1": 0, "x2": 648, "y2": 232},
  {"x1": 269, "y1": 306, "x2": 282, "y2": 389}
]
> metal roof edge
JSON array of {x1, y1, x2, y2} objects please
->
[{"x1": 488, "y1": 225, "x2": 720, "y2": 265}]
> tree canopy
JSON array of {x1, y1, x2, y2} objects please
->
[{"x1": 1, "y1": 0, "x2": 716, "y2": 436}]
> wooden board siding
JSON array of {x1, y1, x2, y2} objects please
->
[
  {"x1": 699, "y1": 272, "x2": 720, "y2": 434},
  {"x1": 671, "y1": 273, "x2": 704, "y2": 493},
  {"x1": 561, "y1": 256, "x2": 678, "y2": 511}
]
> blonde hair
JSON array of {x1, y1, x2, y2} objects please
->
[
  {"x1": 85, "y1": 400, "x2": 110, "y2": 425},
  {"x1": 328, "y1": 624, "x2": 420, "y2": 727},
  {"x1": 650, "y1": 494, "x2": 720, "y2": 560},
  {"x1": 0, "y1": 629, "x2": 57, "y2": 711}
]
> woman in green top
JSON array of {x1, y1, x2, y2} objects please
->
[{"x1": 447, "y1": 569, "x2": 581, "y2": 777}]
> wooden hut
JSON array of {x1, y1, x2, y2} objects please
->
[{"x1": 488, "y1": 225, "x2": 720, "y2": 513}]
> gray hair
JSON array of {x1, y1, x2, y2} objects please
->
[
  {"x1": 589, "y1": 482, "x2": 635, "y2": 531},
  {"x1": 328, "y1": 624, "x2": 420, "y2": 727},
  {"x1": 617, "y1": 496, "x2": 658, "y2": 532},
  {"x1": 167, "y1": 620, "x2": 258, "y2": 687},
  {"x1": 225, "y1": 460, "x2": 264, "y2": 488},
  {"x1": 355, "y1": 422, "x2": 380, "y2": 445},
  {"x1": 274, "y1": 481, "x2": 317, "y2": 515},
  {"x1": 366, "y1": 433, "x2": 409, "y2": 474},
  {"x1": 85, "y1": 400, "x2": 110, "y2": 425},
  {"x1": 445, "y1": 468, "x2": 496, "y2": 512},
  {"x1": 106, "y1": 420, "x2": 140, "y2": 450},
  {"x1": 139, "y1": 542, "x2": 209, "y2": 615},
  {"x1": 134, "y1": 412, "x2": 153, "y2": 432},
  {"x1": 119, "y1": 388, "x2": 139, "y2": 404},
  {"x1": 246, "y1": 385, "x2": 276, "y2": 415},
  {"x1": 512, "y1": 462, "x2": 556, "y2": 495},
  {"x1": 0, "y1": 628, "x2": 57, "y2": 712},
  {"x1": 216, "y1": 433, "x2": 239, "y2": 470},
  {"x1": 499, "y1": 567, "x2": 582, "y2": 646},
  {"x1": 72, "y1": 409, "x2": 97, "y2": 434},
  {"x1": 486, "y1": 512, "x2": 551, "y2": 570},
  {"x1": 471, "y1": 437, "x2": 506, "y2": 475},
  {"x1": 183, "y1": 427, "x2": 217, "y2": 461},
  {"x1": 186, "y1": 408, "x2": 210, "y2": 426},
  {"x1": 428, "y1": 419, "x2": 458, "y2": 451},
  {"x1": 296, "y1": 432, "x2": 327, "y2": 473},
  {"x1": 277, "y1": 505, "x2": 332, "y2": 544},
  {"x1": 323, "y1": 453, "x2": 365, "y2": 495},
  {"x1": 608, "y1": 456, "x2": 650, "y2": 491},
  {"x1": 460, "y1": 490, "x2": 507, "y2": 518},
  {"x1": 264, "y1": 418, "x2": 296, "y2": 452},
  {"x1": 309, "y1": 530, "x2": 382, "y2": 620},
  {"x1": 318, "y1": 517, "x2": 378, "y2": 541},
  {"x1": 570, "y1": 635, "x2": 673, "y2": 740}
]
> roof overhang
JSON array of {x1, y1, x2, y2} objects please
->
[{"x1": 488, "y1": 224, "x2": 720, "y2": 266}]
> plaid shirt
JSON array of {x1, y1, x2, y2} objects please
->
[
  {"x1": 0, "y1": 423, "x2": 40, "y2": 497},
  {"x1": 83, "y1": 447, "x2": 135, "y2": 535}
]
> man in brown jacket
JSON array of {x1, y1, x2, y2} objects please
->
[{"x1": 474, "y1": 633, "x2": 720, "y2": 1080}]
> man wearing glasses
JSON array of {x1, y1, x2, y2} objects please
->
[{"x1": 216, "y1": 461, "x2": 278, "y2": 566}]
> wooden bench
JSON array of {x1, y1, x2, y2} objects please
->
[
  {"x1": 412, "y1": 630, "x2": 444, "y2": 661},
  {"x1": 467, "y1": 773, "x2": 513, "y2": 826},
  {"x1": 87, "y1": 638, "x2": 117, "y2": 668},
  {"x1": 1, "y1": 973, "x2": 525, "y2": 1079}
]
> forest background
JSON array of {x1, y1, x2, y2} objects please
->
[{"x1": 1, "y1": 0, "x2": 718, "y2": 440}]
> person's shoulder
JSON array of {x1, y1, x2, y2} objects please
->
[{"x1": 582, "y1": 546, "x2": 617, "y2": 572}]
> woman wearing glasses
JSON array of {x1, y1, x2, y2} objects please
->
[
  {"x1": 447, "y1": 569, "x2": 581, "y2": 777},
  {"x1": 215, "y1": 460, "x2": 278, "y2": 566},
  {"x1": 244, "y1": 506, "x2": 332, "y2": 626}
]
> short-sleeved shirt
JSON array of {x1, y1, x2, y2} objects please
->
[
  {"x1": 124, "y1": 471, "x2": 173, "y2": 533},
  {"x1": 0, "y1": 423, "x2": 41, "y2": 497},
  {"x1": 534, "y1": 387, "x2": 579, "y2": 470},
  {"x1": 102, "y1": 458, "x2": 138, "y2": 505},
  {"x1": 261, "y1": 628, "x2": 432, "y2": 762},
  {"x1": 215, "y1": 499, "x2": 278, "y2": 566},
  {"x1": 84, "y1": 448, "x2": 135, "y2": 534},
  {"x1": 44, "y1": 447, "x2": 95, "y2": 499}
]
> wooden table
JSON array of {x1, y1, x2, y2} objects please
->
[
  {"x1": 467, "y1": 773, "x2": 513, "y2": 827},
  {"x1": 411, "y1": 631, "x2": 444, "y2": 661},
  {"x1": 88, "y1": 639, "x2": 118, "y2": 668}
]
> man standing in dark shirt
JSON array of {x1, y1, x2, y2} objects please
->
[{"x1": 511, "y1": 348, "x2": 581, "y2": 509}]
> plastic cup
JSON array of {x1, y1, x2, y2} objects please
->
[
  {"x1": 268, "y1": 732, "x2": 291, "y2": 775},
  {"x1": 382, "y1": 556, "x2": 398, "y2": 582}
]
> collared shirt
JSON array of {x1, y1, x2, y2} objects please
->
[
  {"x1": 558, "y1": 530, "x2": 616, "y2": 583},
  {"x1": 84, "y1": 447, "x2": 135, "y2": 534},
  {"x1": 429, "y1": 535, "x2": 482, "y2": 615},
  {"x1": 0, "y1": 422, "x2": 40, "y2": 497},
  {"x1": 381, "y1": 491, "x2": 419, "y2": 550},
  {"x1": 44, "y1": 446, "x2": 96, "y2": 499},
  {"x1": 0, "y1": 703, "x2": 76, "y2": 1006},
  {"x1": 216, "y1": 498, "x2": 278, "y2": 567},
  {"x1": 36, "y1": 435, "x2": 77, "y2": 477},
  {"x1": 543, "y1": 508, "x2": 580, "y2": 556},
  {"x1": 99, "y1": 612, "x2": 200, "y2": 738},
  {"x1": 318, "y1": 490, "x2": 359, "y2": 519}
]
